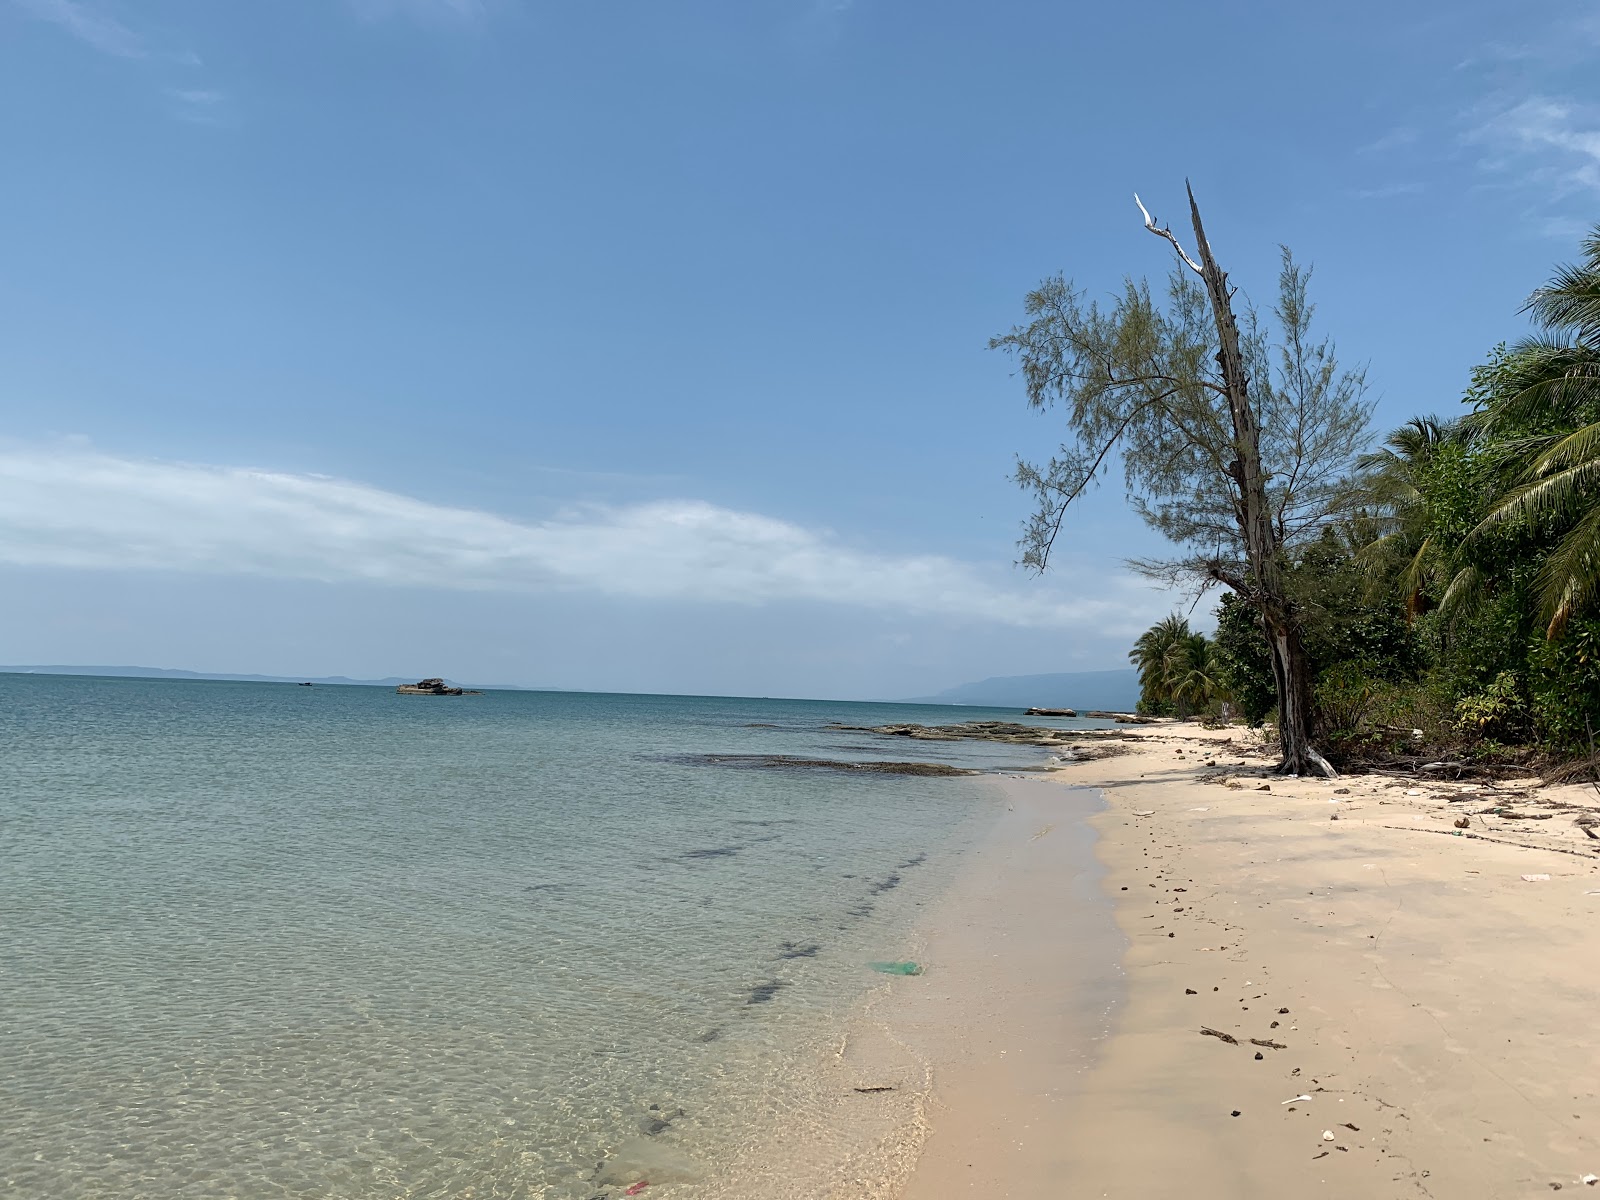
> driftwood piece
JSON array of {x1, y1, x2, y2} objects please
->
[
  {"x1": 1249, "y1": 1038, "x2": 1287, "y2": 1050},
  {"x1": 1199, "y1": 1027, "x2": 1239, "y2": 1045}
]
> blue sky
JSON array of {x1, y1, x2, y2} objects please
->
[{"x1": 2, "y1": 0, "x2": 1597, "y2": 698}]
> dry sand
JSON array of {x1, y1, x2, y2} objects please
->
[{"x1": 897, "y1": 724, "x2": 1600, "y2": 1199}]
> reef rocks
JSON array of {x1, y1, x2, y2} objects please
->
[{"x1": 671, "y1": 754, "x2": 978, "y2": 777}]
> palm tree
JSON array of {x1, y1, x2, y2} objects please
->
[
  {"x1": 1129, "y1": 616, "x2": 1227, "y2": 717},
  {"x1": 1169, "y1": 634, "x2": 1224, "y2": 716},
  {"x1": 1129, "y1": 615, "x2": 1192, "y2": 714},
  {"x1": 1355, "y1": 415, "x2": 1466, "y2": 617},
  {"x1": 1470, "y1": 225, "x2": 1600, "y2": 636}
]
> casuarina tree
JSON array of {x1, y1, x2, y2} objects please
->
[{"x1": 993, "y1": 186, "x2": 1371, "y2": 776}]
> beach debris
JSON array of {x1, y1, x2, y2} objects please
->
[
  {"x1": 1190, "y1": 806, "x2": 1210, "y2": 811},
  {"x1": 1254, "y1": 1051, "x2": 1264, "y2": 1060},
  {"x1": 1405, "y1": 788, "x2": 1424, "y2": 796},
  {"x1": 1312, "y1": 1151, "x2": 1329, "y2": 1160},
  {"x1": 1455, "y1": 817, "x2": 1471, "y2": 829},
  {"x1": 1342, "y1": 1123, "x2": 1361, "y2": 1131},
  {"x1": 1250, "y1": 1038, "x2": 1287, "y2": 1050},
  {"x1": 1522, "y1": 874, "x2": 1552, "y2": 882},
  {"x1": 1185, "y1": 988, "x2": 1198, "y2": 994},
  {"x1": 1582, "y1": 1174, "x2": 1598, "y2": 1186},
  {"x1": 868, "y1": 961, "x2": 923, "y2": 976},
  {"x1": 625, "y1": 1183, "x2": 650, "y2": 1196},
  {"x1": 1199, "y1": 1027, "x2": 1239, "y2": 1045},
  {"x1": 853, "y1": 1086, "x2": 895, "y2": 1093},
  {"x1": 1030, "y1": 823, "x2": 1055, "y2": 840},
  {"x1": 1255, "y1": 783, "x2": 1271, "y2": 792},
  {"x1": 1133, "y1": 810, "x2": 1156, "y2": 817},
  {"x1": 1282, "y1": 1094, "x2": 1313, "y2": 1105},
  {"x1": 1322, "y1": 1130, "x2": 1336, "y2": 1142},
  {"x1": 1231, "y1": 1109, "x2": 1241, "y2": 1117}
]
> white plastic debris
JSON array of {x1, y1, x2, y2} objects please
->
[
  {"x1": 1522, "y1": 873, "x2": 1552, "y2": 882},
  {"x1": 1281, "y1": 1094, "x2": 1313, "y2": 1105},
  {"x1": 1322, "y1": 1130, "x2": 1336, "y2": 1142},
  {"x1": 1133, "y1": 810, "x2": 1156, "y2": 817},
  {"x1": 1405, "y1": 788, "x2": 1424, "y2": 796},
  {"x1": 1581, "y1": 1173, "x2": 1598, "y2": 1186}
]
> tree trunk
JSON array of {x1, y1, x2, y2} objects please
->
[{"x1": 1186, "y1": 186, "x2": 1336, "y2": 778}]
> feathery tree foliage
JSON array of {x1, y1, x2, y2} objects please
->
[{"x1": 995, "y1": 189, "x2": 1370, "y2": 775}]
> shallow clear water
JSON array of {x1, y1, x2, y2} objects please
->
[{"x1": 0, "y1": 675, "x2": 1097, "y2": 1199}]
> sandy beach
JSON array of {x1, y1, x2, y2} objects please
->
[{"x1": 895, "y1": 723, "x2": 1600, "y2": 1199}]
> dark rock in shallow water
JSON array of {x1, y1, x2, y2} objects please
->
[
  {"x1": 1025, "y1": 707, "x2": 1077, "y2": 717},
  {"x1": 777, "y1": 940, "x2": 821, "y2": 959},
  {"x1": 746, "y1": 979, "x2": 785, "y2": 1004},
  {"x1": 664, "y1": 753, "x2": 977, "y2": 777}
]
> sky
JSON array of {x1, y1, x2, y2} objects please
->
[{"x1": 1, "y1": 0, "x2": 1598, "y2": 698}]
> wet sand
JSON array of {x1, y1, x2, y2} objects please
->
[{"x1": 898, "y1": 724, "x2": 1600, "y2": 1198}]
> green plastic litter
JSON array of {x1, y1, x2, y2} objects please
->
[{"x1": 868, "y1": 961, "x2": 923, "y2": 976}]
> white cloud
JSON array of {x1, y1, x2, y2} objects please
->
[
  {"x1": 0, "y1": 445, "x2": 1151, "y2": 630},
  {"x1": 11, "y1": 0, "x2": 143, "y2": 56}
]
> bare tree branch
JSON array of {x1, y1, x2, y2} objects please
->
[{"x1": 1135, "y1": 192, "x2": 1202, "y2": 275}]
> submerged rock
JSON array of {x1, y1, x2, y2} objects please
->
[{"x1": 666, "y1": 754, "x2": 978, "y2": 777}]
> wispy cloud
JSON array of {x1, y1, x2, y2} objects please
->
[
  {"x1": 1350, "y1": 182, "x2": 1425, "y2": 201},
  {"x1": 346, "y1": 0, "x2": 491, "y2": 22},
  {"x1": 11, "y1": 0, "x2": 143, "y2": 57},
  {"x1": 1357, "y1": 126, "x2": 1420, "y2": 155},
  {"x1": 167, "y1": 87, "x2": 227, "y2": 124},
  {"x1": 1468, "y1": 95, "x2": 1600, "y2": 199},
  {"x1": 0, "y1": 446, "x2": 1151, "y2": 630}
]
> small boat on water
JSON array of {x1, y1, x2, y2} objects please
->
[{"x1": 395, "y1": 677, "x2": 481, "y2": 696}]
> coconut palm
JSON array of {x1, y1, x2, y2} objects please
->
[
  {"x1": 1470, "y1": 225, "x2": 1600, "y2": 636},
  {"x1": 1355, "y1": 415, "x2": 1466, "y2": 617}
]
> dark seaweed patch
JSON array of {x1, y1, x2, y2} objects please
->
[
  {"x1": 682, "y1": 846, "x2": 739, "y2": 860},
  {"x1": 524, "y1": 883, "x2": 565, "y2": 893},
  {"x1": 867, "y1": 873, "x2": 901, "y2": 895},
  {"x1": 897, "y1": 853, "x2": 928, "y2": 869},
  {"x1": 694, "y1": 1028, "x2": 723, "y2": 1043},
  {"x1": 655, "y1": 753, "x2": 977, "y2": 777},
  {"x1": 746, "y1": 980, "x2": 786, "y2": 1005},
  {"x1": 846, "y1": 903, "x2": 875, "y2": 918},
  {"x1": 777, "y1": 941, "x2": 821, "y2": 959}
]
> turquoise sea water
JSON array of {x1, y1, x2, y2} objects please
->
[{"x1": 0, "y1": 675, "x2": 1097, "y2": 1199}]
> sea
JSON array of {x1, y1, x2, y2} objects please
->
[{"x1": 0, "y1": 674, "x2": 1107, "y2": 1200}]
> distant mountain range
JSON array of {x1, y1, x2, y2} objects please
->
[
  {"x1": 905, "y1": 668, "x2": 1138, "y2": 711},
  {"x1": 0, "y1": 665, "x2": 540, "y2": 690}
]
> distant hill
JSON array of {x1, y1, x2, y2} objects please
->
[
  {"x1": 0, "y1": 666, "x2": 538, "y2": 690},
  {"x1": 906, "y1": 668, "x2": 1138, "y2": 712}
]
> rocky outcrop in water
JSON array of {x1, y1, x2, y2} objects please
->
[
  {"x1": 825, "y1": 721, "x2": 1134, "y2": 760},
  {"x1": 670, "y1": 753, "x2": 977, "y2": 776},
  {"x1": 395, "y1": 677, "x2": 482, "y2": 696}
]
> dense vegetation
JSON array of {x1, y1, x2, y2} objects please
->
[{"x1": 1128, "y1": 226, "x2": 1600, "y2": 767}]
